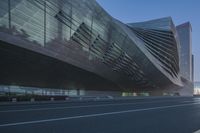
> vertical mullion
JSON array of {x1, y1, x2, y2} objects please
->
[
  {"x1": 90, "y1": 16, "x2": 93, "y2": 51},
  {"x1": 70, "y1": 2, "x2": 72, "y2": 37},
  {"x1": 8, "y1": 0, "x2": 11, "y2": 29},
  {"x1": 44, "y1": 0, "x2": 46, "y2": 46}
]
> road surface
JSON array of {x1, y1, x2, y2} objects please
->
[{"x1": 0, "y1": 97, "x2": 200, "y2": 133}]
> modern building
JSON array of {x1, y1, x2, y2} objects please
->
[
  {"x1": 176, "y1": 22, "x2": 193, "y2": 81},
  {"x1": 0, "y1": 0, "x2": 194, "y2": 96}
]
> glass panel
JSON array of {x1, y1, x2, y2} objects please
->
[
  {"x1": 10, "y1": 0, "x2": 44, "y2": 46},
  {"x1": 0, "y1": 0, "x2": 9, "y2": 29}
]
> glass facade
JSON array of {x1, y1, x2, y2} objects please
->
[
  {"x1": 0, "y1": 0, "x2": 112, "y2": 46},
  {"x1": 176, "y1": 22, "x2": 193, "y2": 81}
]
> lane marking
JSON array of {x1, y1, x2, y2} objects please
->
[
  {"x1": 181, "y1": 100, "x2": 193, "y2": 103},
  {"x1": 0, "y1": 102, "x2": 199, "y2": 127},
  {"x1": 194, "y1": 129, "x2": 200, "y2": 133},
  {"x1": 0, "y1": 100, "x2": 194, "y2": 113}
]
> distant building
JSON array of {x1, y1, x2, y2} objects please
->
[
  {"x1": 176, "y1": 22, "x2": 193, "y2": 82},
  {"x1": 194, "y1": 82, "x2": 200, "y2": 95}
]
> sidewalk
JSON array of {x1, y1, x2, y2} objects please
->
[{"x1": 0, "y1": 96, "x2": 192, "y2": 106}]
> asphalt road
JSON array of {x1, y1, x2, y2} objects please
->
[{"x1": 0, "y1": 97, "x2": 200, "y2": 133}]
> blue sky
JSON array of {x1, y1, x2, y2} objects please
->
[{"x1": 97, "y1": 0, "x2": 200, "y2": 81}]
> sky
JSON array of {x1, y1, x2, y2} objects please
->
[{"x1": 96, "y1": 0, "x2": 200, "y2": 82}]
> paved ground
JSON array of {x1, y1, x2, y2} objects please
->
[{"x1": 0, "y1": 97, "x2": 200, "y2": 133}]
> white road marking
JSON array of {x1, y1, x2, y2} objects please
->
[
  {"x1": 0, "y1": 100, "x2": 194, "y2": 113},
  {"x1": 181, "y1": 100, "x2": 193, "y2": 103},
  {"x1": 0, "y1": 102, "x2": 199, "y2": 127},
  {"x1": 194, "y1": 129, "x2": 200, "y2": 133}
]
